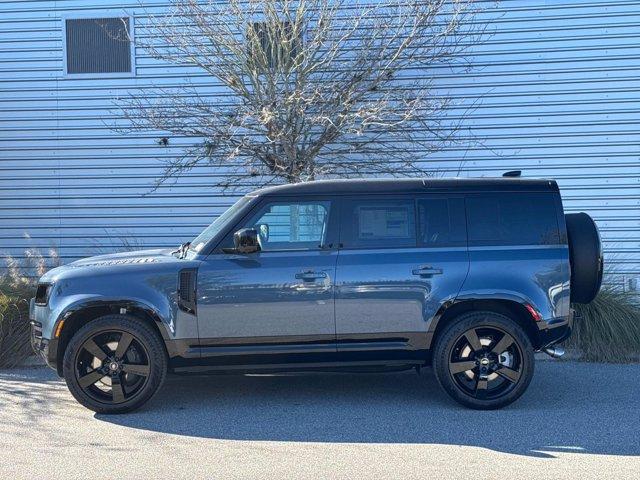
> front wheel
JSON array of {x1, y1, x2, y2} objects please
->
[
  {"x1": 63, "y1": 315, "x2": 167, "y2": 414},
  {"x1": 432, "y1": 311, "x2": 534, "y2": 410}
]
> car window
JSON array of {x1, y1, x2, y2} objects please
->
[
  {"x1": 341, "y1": 198, "x2": 416, "y2": 248},
  {"x1": 191, "y1": 196, "x2": 252, "y2": 253},
  {"x1": 243, "y1": 201, "x2": 331, "y2": 251},
  {"x1": 417, "y1": 197, "x2": 466, "y2": 247},
  {"x1": 466, "y1": 193, "x2": 560, "y2": 246}
]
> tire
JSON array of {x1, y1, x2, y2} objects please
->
[
  {"x1": 432, "y1": 311, "x2": 535, "y2": 410},
  {"x1": 63, "y1": 315, "x2": 167, "y2": 414},
  {"x1": 565, "y1": 212, "x2": 603, "y2": 304}
]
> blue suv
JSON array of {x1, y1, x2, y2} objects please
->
[{"x1": 30, "y1": 178, "x2": 603, "y2": 412}]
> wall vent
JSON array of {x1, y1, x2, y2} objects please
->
[{"x1": 65, "y1": 17, "x2": 132, "y2": 74}]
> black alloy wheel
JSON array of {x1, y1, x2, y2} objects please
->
[
  {"x1": 433, "y1": 311, "x2": 535, "y2": 410},
  {"x1": 448, "y1": 326, "x2": 523, "y2": 400},
  {"x1": 75, "y1": 330, "x2": 151, "y2": 404},
  {"x1": 63, "y1": 315, "x2": 167, "y2": 414}
]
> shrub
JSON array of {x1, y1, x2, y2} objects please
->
[
  {"x1": 569, "y1": 288, "x2": 640, "y2": 363},
  {"x1": 0, "y1": 293, "x2": 32, "y2": 368},
  {"x1": 0, "y1": 247, "x2": 57, "y2": 368}
]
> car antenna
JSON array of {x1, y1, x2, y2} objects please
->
[{"x1": 502, "y1": 170, "x2": 522, "y2": 177}]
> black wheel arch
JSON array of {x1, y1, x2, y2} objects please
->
[
  {"x1": 428, "y1": 298, "x2": 542, "y2": 361},
  {"x1": 54, "y1": 301, "x2": 170, "y2": 376}
]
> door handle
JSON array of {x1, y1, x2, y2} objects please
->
[
  {"x1": 412, "y1": 266, "x2": 443, "y2": 277},
  {"x1": 295, "y1": 270, "x2": 328, "y2": 281}
]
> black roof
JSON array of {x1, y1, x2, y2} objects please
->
[{"x1": 252, "y1": 177, "x2": 558, "y2": 196}]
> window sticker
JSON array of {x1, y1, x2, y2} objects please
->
[{"x1": 359, "y1": 207, "x2": 409, "y2": 239}]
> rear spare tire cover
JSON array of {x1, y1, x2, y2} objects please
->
[{"x1": 565, "y1": 212, "x2": 603, "y2": 304}]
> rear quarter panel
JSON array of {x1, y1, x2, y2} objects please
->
[{"x1": 459, "y1": 244, "x2": 571, "y2": 323}]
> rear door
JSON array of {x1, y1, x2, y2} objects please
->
[{"x1": 334, "y1": 195, "x2": 469, "y2": 360}]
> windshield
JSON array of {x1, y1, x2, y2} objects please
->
[{"x1": 190, "y1": 197, "x2": 252, "y2": 253}]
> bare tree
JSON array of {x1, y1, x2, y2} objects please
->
[{"x1": 118, "y1": 0, "x2": 487, "y2": 190}]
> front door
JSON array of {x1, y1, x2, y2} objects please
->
[
  {"x1": 334, "y1": 195, "x2": 469, "y2": 361},
  {"x1": 196, "y1": 197, "x2": 339, "y2": 367}
]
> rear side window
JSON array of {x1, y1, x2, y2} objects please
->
[
  {"x1": 340, "y1": 198, "x2": 416, "y2": 248},
  {"x1": 466, "y1": 193, "x2": 559, "y2": 246},
  {"x1": 417, "y1": 197, "x2": 466, "y2": 247}
]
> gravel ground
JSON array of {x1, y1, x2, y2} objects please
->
[{"x1": 0, "y1": 361, "x2": 638, "y2": 479}]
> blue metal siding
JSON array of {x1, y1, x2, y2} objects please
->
[{"x1": 0, "y1": 0, "x2": 638, "y2": 290}]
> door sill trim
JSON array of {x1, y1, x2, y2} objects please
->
[{"x1": 197, "y1": 343, "x2": 337, "y2": 357}]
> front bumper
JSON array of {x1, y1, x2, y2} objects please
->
[{"x1": 29, "y1": 298, "x2": 57, "y2": 370}]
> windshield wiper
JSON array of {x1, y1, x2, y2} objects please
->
[{"x1": 172, "y1": 242, "x2": 191, "y2": 259}]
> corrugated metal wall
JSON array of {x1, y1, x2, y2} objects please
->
[{"x1": 0, "y1": 0, "x2": 638, "y2": 290}]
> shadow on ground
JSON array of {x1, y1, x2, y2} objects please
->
[
  {"x1": 2, "y1": 362, "x2": 638, "y2": 458},
  {"x1": 97, "y1": 361, "x2": 640, "y2": 458}
]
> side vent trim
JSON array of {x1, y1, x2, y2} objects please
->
[{"x1": 178, "y1": 268, "x2": 197, "y2": 314}]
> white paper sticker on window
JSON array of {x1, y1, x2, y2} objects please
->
[{"x1": 359, "y1": 207, "x2": 409, "y2": 239}]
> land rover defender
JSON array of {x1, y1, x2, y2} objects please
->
[{"x1": 30, "y1": 178, "x2": 603, "y2": 412}]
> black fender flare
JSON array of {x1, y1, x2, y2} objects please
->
[
  {"x1": 51, "y1": 298, "x2": 173, "y2": 375},
  {"x1": 427, "y1": 295, "x2": 544, "y2": 350}
]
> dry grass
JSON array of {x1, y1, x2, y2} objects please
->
[
  {"x1": 0, "y1": 293, "x2": 32, "y2": 368},
  {"x1": 0, "y1": 275, "x2": 37, "y2": 368},
  {"x1": 568, "y1": 288, "x2": 640, "y2": 363},
  {"x1": 0, "y1": 247, "x2": 59, "y2": 368}
]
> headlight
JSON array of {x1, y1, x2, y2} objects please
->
[{"x1": 34, "y1": 283, "x2": 52, "y2": 306}]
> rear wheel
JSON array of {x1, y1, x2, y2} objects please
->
[
  {"x1": 433, "y1": 311, "x2": 534, "y2": 409},
  {"x1": 63, "y1": 315, "x2": 167, "y2": 414}
]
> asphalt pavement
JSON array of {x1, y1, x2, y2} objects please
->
[{"x1": 0, "y1": 361, "x2": 638, "y2": 479}]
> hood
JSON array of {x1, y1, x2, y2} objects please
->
[
  {"x1": 68, "y1": 248, "x2": 175, "y2": 267},
  {"x1": 38, "y1": 248, "x2": 187, "y2": 284}
]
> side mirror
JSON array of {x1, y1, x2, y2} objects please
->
[{"x1": 233, "y1": 228, "x2": 261, "y2": 254}]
